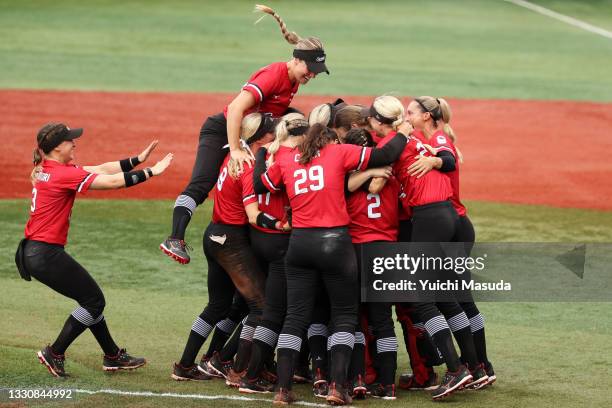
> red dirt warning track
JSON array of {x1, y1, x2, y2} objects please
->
[{"x1": 1, "y1": 90, "x2": 611, "y2": 210}]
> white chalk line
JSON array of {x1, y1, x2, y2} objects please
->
[
  {"x1": 75, "y1": 388, "x2": 328, "y2": 407},
  {"x1": 504, "y1": 0, "x2": 612, "y2": 40}
]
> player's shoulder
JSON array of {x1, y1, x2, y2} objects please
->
[{"x1": 251, "y1": 62, "x2": 285, "y2": 78}]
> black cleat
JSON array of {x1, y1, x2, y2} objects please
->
[
  {"x1": 466, "y1": 363, "x2": 489, "y2": 390},
  {"x1": 207, "y1": 352, "x2": 233, "y2": 379},
  {"x1": 399, "y1": 368, "x2": 439, "y2": 391},
  {"x1": 370, "y1": 383, "x2": 397, "y2": 400},
  {"x1": 37, "y1": 345, "x2": 67, "y2": 378},
  {"x1": 172, "y1": 362, "x2": 212, "y2": 381},
  {"x1": 198, "y1": 355, "x2": 220, "y2": 377},
  {"x1": 431, "y1": 365, "x2": 473, "y2": 400},
  {"x1": 484, "y1": 361, "x2": 496, "y2": 386},
  {"x1": 160, "y1": 237, "x2": 191, "y2": 264},
  {"x1": 238, "y1": 376, "x2": 274, "y2": 394},
  {"x1": 103, "y1": 348, "x2": 146, "y2": 371}
]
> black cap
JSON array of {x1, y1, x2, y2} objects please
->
[
  {"x1": 293, "y1": 49, "x2": 329, "y2": 75},
  {"x1": 37, "y1": 123, "x2": 83, "y2": 154}
]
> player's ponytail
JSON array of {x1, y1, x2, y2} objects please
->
[
  {"x1": 255, "y1": 4, "x2": 324, "y2": 51},
  {"x1": 267, "y1": 112, "x2": 307, "y2": 167},
  {"x1": 255, "y1": 4, "x2": 300, "y2": 45},
  {"x1": 30, "y1": 147, "x2": 43, "y2": 185},
  {"x1": 299, "y1": 123, "x2": 337, "y2": 165},
  {"x1": 437, "y1": 97, "x2": 463, "y2": 163}
]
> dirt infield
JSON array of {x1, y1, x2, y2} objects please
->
[{"x1": 1, "y1": 90, "x2": 611, "y2": 210}]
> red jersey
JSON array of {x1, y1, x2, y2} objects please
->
[
  {"x1": 24, "y1": 159, "x2": 97, "y2": 245},
  {"x1": 415, "y1": 130, "x2": 466, "y2": 216},
  {"x1": 261, "y1": 144, "x2": 372, "y2": 228},
  {"x1": 212, "y1": 154, "x2": 258, "y2": 225},
  {"x1": 379, "y1": 132, "x2": 452, "y2": 208},
  {"x1": 243, "y1": 146, "x2": 292, "y2": 234},
  {"x1": 224, "y1": 62, "x2": 299, "y2": 118},
  {"x1": 347, "y1": 175, "x2": 400, "y2": 243}
]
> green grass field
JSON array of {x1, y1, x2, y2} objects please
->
[
  {"x1": 1, "y1": 199, "x2": 612, "y2": 407},
  {"x1": 2, "y1": 0, "x2": 612, "y2": 406},
  {"x1": 1, "y1": 0, "x2": 612, "y2": 100}
]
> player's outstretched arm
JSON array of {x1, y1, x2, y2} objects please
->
[
  {"x1": 83, "y1": 140, "x2": 159, "y2": 175},
  {"x1": 89, "y1": 153, "x2": 172, "y2": 190}
]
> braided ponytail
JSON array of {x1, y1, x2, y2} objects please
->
[{"x1": 254, "y1": 4, "x2": 300, "y2": 45}]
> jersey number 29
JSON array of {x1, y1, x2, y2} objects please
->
[{"x1": 294, "y1": 166, "x2": 324, "y2": 195}]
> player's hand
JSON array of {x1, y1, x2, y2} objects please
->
[
  {"x1": 407, "y1": 156, "x2": 436, "y2": 178},
  {"x1": 276, "y1": 220, "x2": 292, "y2": 232},
  {"x1": 421, "y1": 143, "x2": 439, "y2": 156},
  {"x1": 230, "y1": 149, "x2": 254, "y2": 173},
  {"x1": 368, "y1": 166, "x2": 393, "y2": 179},
  {"x1": 397, "y1": 120, "x2": 414, "y2": 136},
  {"x1": 151, "y1": 153, "x2": 173, "y2": 176},
  {"x1": 138, "y1": 140, "x2": 159, "y2": 163}
]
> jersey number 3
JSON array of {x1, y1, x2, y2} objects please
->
[
  {"x1": 294, "y1": 166, "x2": 324, "y2": 195},
  {"x1": 30, "y1": 188, "x2": 38, "y2": 212}
]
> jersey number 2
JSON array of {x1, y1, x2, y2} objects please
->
[
  {"x1": 367, "y1": 193, "x2": 381, "y2": 219},
  {"x1": 294, "y1": 166, "x2": 324, "y2": 195}
]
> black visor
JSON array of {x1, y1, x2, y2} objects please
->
[
  {"x1": 248, "y1": 114, "x2": 276, "y2": 144},
  {"x1": 38, "y1": 124, "x2": 83, "y2": 154},
  {"x1": 293, "y1": 49, "x2": 329, "y2": 75},
  {"x1": 360, "y1": 105, "x2": 396, "y2": 125}
]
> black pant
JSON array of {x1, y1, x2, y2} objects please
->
[
  {"x1": 181, "y1": 113, "x2": 228, "y2": 205},
  {"x1": 282, "y1": 227, "x2": 358, "y2": 338},
  {"x1": 24, "y1": 240, "x2": 105, "y2": 321},
  {"x1": 200, "y1": 223, "x2": 266, "y2": 330},
  {"x1": 250, "y1": 228, "x2": 290, "y2": 334}
]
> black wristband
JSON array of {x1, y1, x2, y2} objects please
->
[
  {"x1": 145, "y1": 167, "x2": 153, "y2": 177},
  {"x1": 123, "y1": 169, "x2": 147, "y2": 187},
  {"x1": 119, "y1": 156, "x2": 141, "y2": 172},
  {"x1": 256, "y1": 212, "x2": 279, "y2": 230}
]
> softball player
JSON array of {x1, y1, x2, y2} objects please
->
[
  {"x1": 366, "y1": 96, "x2": 487, "y2": 399},
  {"x1": 172, "y1": 113, "x2": 281, "y2": 382},
  {"x1": 17, "y1": 122, "x2": 172, "y2": 377},
  {"x1": 161, "y1": 4, "x2": 329, "y2": 264},
  {"x1": 407, "y1": 96, "x2": 495, "y2": 387},
  {"x1": 344, "y1": 127, "x2": 400, "y2": 400},
  {"x1": 254, "y1": 123, "x2": 407, "y2": 405},
  {"x1": 237, "y1": 113, "x2": 303, "y2": 394}
]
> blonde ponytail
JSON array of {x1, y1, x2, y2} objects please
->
[
  {"x1": 254, "y1": 5, "x2": 324, "y2": 52},
  {"x1": 254, "y1": 4, "x2": 300, "y2": 45},
  {"x1": 436, "y1": 97, "x2": 463, "y2": 163},
  {"x1": 267, "y1": 112, "x2": 307, "y2": 167}
]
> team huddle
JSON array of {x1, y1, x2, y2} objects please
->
[{"x1": 19, "y1": 4, "x2": 494, "y2": 407}]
